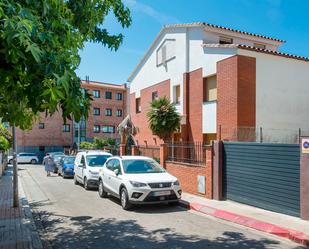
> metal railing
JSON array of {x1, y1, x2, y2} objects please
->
[{"x1": 167, "y1": 142, "x2": 207, "y2": 165}]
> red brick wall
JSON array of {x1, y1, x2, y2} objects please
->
[
  {"x1": 217, "y1": 55, "x2": 256, "y2": 140},
  {"x1": 130, "y1": 80, "x2": 170, "y2": 146},
  {"x1": 17, "y1": 81, "x2": 127, "y2": 147},
  {"x1": 17, "y1": 112, "x2": 73, "y2": 147},
  {"x1": 165, "y1": 146, "x2": 213, "y2": 199},
  {"x1": 187, "y1": 68, "x2": 204, "y2": 142}
]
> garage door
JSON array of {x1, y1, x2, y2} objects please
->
[{"x1": 223, "y1": 142, "x2": 300, "y2": 217}]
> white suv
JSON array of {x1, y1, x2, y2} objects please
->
[
  {"x1": 74, "y1": 150, "x2": 112, "y2": 190},
  {"x1": 98, "y1": 156, "x2": 182, "y2": 210},
  {"x1": 8, "y1": 153, "x2": 39, "y2": 164}
]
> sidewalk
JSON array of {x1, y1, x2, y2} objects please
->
[
  {"x1": 0, "y1": 166, "x2": 43, "y2": 249},
  {"x1": 180, "y1": 192, "x2": 309, "y2": 246}
]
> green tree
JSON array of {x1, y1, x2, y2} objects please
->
[
  {"x1": 93, "y1": 137, "x2": 116, "y2": 149},
  {"x1": 147, "y1": 97, "x2": 181, "y2": 142},
  {"x1": 0, "y1": 124, "x2": 11, "y2": 151},
  {"x1": 0, "y1": 0, "x2": 131, "y2": 129},
  {"x1": 79, "y1": 141, "x2": 95, "y2": 150}
]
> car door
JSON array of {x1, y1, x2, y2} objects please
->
[
  {"x1": 109, "y1": 159, "x2": 123, "y2": 196},
  {"x1": 17, "y1": 153, "x2": 25, "y2": 163},
  {"x1": 74, "y1": 154, "x2": 82, "y2": 181},
  {"x1": 103, "y1": 159, "x2": 116, "y2": 194}
]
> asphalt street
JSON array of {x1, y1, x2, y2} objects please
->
[{"x1": 18, "y1": 164, "x2": 304, "y2": 249}]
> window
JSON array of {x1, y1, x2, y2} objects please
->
[
  {"x1": 105, "y1": 91, "x2": 112, "y2": 99},
  {"x1": 136, "y1": 98, "x2": 141, "y2": 113},
  {"x1": 106, "y1": 159, "x2": 115, "y2": 171},
  {"x1": 93, "y1": 90, "x2": 100, "y2": 98},
  {"x1": 116, "y1": 93, "x2": 123, "y2": 100},
  {"x1": 174, "y1": 85, "x2": 181, "y2": 104},
  {"x1": 80, "y1": 156, "x2": 86, "y2": 167},
  {"x1": 93, "y1": 125, "x2": 100, "y2": 133},
  {"x1": 105, "y1": 108, "x2": 112, "y2": 116},
  {"x1": 116, "y1": 109, "x2": 123, "y2": 117},
  {"x1": 219, "y1": 36, "x2": 233, "y2": 44},
  {"x1": 203, "y1": 75, "x2": 217, "y2": 102},
  {"x1": 152, "y1": 91, "x2": 158, "y2": 101},
  {"x1": 156, "y1": 39, "x2": 176, "y2": 66},
  {"x1": 39, "y1": 146, "x2": 45, "y2": 152},
  {"x1": 102, "y1": 125, "x2": 115, "y2": 133},
  {"x1": 86, "y1": 155, "x2": 111, "y2": 167},
  {"x1": 93, "y1": 107, "x2": 100, "y2": 116},
  {"x1": 63, "y1": 124, "x2": 70, "y2": 132},
  {"x1": 38, "y1": 123, "x2": 44, "y2": 129},
  {"x1": 254, "y1": 43, "x2": 266, "y2": 50}
]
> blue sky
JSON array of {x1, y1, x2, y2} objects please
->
[{"x1": 76, "y1": 0, "x2": 309, "y2": 84}]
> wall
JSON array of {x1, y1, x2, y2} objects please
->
[
  {"x1": 165, "y1": 146, "x2": 213, "y2": 199},
  {"x1": 238, "y1": 49, "x2": 309, "y2": 142},
  {"x1": 130, "y1": 80, "x2": 170, "y2": 146}
]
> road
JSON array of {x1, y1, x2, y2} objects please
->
[{"x1": 19, "y1": 164, "x2": 304, "y2": 249}]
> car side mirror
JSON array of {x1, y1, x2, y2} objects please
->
[{"x1": 114, "y1": 169, "x2": 120, "y2": 176}]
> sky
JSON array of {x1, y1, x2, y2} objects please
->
[{"x1": 76, "y1": 0, "x2": 309, "y2": 84}]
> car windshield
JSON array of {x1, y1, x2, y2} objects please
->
[
  {"x1": 54, "y1": 155, "x2": 64, "y2": 162},
  {"x1": 86, "y1": 155, "x2": 110, "y2": 167},
  {"x1": 64, "y1": 157, "x2": 75, "y2": 164},
  {"x1": 122, "y1": 159, "x2": 165, "y2": 174}
]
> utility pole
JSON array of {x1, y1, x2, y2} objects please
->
[{"x1": 12, "y1": 126, "x2": 18, "y2": 207}]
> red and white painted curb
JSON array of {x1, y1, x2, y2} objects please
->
[{"x1": 179, "y1": 200, "x2": 309, "y2": 247}]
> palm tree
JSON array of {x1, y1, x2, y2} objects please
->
[{"x1": 147, "y1": 96, "x2": 180, "y2": 143}]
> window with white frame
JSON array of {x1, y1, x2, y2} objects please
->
[
  {"x1": 116, "y1": 109, "x2": 123, "y2": 117},
  {"x1": 93, "y1": 125, "x2": 100, "y2": 133},
  {"x1": 102, "y1": 126, "x2": 115, "y2": 133},
  {"x1": 93, "y1": 90, "x2": 100, "y2": 98},
  {"x1": 156, "y1": 39, "x2": 175, "y2": 66}
]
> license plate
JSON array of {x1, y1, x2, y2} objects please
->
[{"x1": 153, "y1": 191, "x2": 171, "y2": 196}]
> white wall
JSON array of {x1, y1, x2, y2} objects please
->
[
  {"x1": 239, "y1": 49, "x2": 309, "y2": 141},
  {"x1": 188, "y1": 28, "x2": 237, "y2": 76},
  {"x1": 202, "y1": 101, "x2": 217, "y2": 133}
]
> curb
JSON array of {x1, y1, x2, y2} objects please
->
[{"x1": 179, "y1": 200, "x2": 309, "y2": 247}]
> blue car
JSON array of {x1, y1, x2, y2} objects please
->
[{"x1": 58, "y1": 156, "x2": 76, "y2": 178}]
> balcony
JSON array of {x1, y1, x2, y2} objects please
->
[{"x1": 202, "y1": 101, "x2": 217, "y2": 133}]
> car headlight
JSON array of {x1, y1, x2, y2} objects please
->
[
  {"x1": 130, "y1": 181, "x2": 147, "y2": 188},
  {"x1": 173, "y1": 180, "x2": 180, "y2": 186}
]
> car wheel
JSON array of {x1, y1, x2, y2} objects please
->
[
  {"x1": 74, "y1": 175, "x2": 79, "y2": 185},
  {"x1": 120, "y1": 188, "x2": 132, "y2": 210},
  {"x1": 30, "y1": 159, "x2": 37, "y2": 164},
  {"x1": 98, "y1": 180, "x2": 108, "y2": 198},
  {"x1": 9, "y1": 159, "x2": 13, "y2": 164},
  {"x1": 84, "y1": 177, "x2": 89, "y2": 190}
]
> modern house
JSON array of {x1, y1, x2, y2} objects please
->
[
  {"x1": 128, "y1": 22, "x2": 309, "y2": 146},
  {"x1": 16, "y1": 80, "x2": 127, "y2": 155}
]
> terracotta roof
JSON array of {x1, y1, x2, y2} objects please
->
[
  {"x1": 81, "y1": 80, "x2": 127, "y2": 90},
  {"x1": 164, "y1": 22, "x2": 285, "y2": 43},
  {"x1": 202, "y1": 43, "x2": 309, "y2": 62}
]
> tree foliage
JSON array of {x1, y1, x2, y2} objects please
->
[
  {"x1": 0, "y1": 0, "x2": 131, "y2": 129},
  {"x1": 80, "y1": 137, "x2": 116, "y2": 150},
  {"x1": 0, "y1": 124, "x2": 11, "y2": 151},
  {"x1": 147, "y1": 97, "x2": 181, "y2": 142}
]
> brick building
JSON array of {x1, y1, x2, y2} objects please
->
[
  {"x1": 17, "y1": 80, "x2": 127, "y2": 156},
  {"x1": 127, "y1": 22, "x2": 309, "y2": 146}
]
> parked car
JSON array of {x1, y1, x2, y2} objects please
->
[
  {"x1": 98, "y1": 156, "x2": 182, "y2": 210},
  {"x1": 8, "y1": 153, "x2": 39, "y2": 164},
  {"x1": 74, "y1": 150, "x2": 112, "y2": 190},
  {"x1": 57, "y1": 156, "x2": 76, "y2": 178},
  {"x1": 43, "y1": 153, "x2": 65, "y2": 173},
  {"x1": 42, "y1": 152, "x2": 64, "y2": 165}
]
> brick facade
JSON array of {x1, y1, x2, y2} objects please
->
[
  {"x1": 17, "y1": 81, "x2": 127, "y2": 151},
  {"x1": 217, "y1": 55, "x2": 256, "y2": 140},
  {"x1": 165, "y1": 146, "x2": 213, "y2": 199},
  {"x1": 130, "y1": 79, "x2": 170, "y2": 146}
]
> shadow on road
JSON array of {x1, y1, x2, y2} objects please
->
[{"x1": 27, "y1": 201, "x2": 297, "y2": 249}]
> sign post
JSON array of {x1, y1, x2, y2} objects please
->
[{"x1": 300, "y1": 136, "x2": 309, "y2": 220}]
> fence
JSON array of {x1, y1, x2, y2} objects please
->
[
  {"x1": 166, "y1": 142, "x2": 207, "y2": 165},
  {"x1": 137, "y1": 145, "x2": 160, "y2": 162}
]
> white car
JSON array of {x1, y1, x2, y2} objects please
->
[
  {"x1": 74, "y1": 150, "x2": 112, "y2": 190},
  {"x1": 98, "y1": 156, "x2": 182, "y2": 210},
  {"x1": 8, "y1": 153, "x2": 39, "y2": 164}
]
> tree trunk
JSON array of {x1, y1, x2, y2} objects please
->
[{"x1": 12, "y1": 126, "x2": 19, "y2": 208}]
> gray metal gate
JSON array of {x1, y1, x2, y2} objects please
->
[{"x1": 223, "y1": 142, "x2": 300, "y2": 217}]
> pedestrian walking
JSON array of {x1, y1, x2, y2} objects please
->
[{"x1": 44, "y1": 156, "x2": 53, "y2": 176}]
